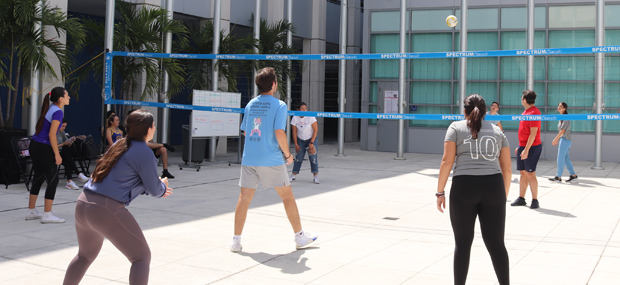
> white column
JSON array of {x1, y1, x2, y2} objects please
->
[
  {"x1": 395, "y1": 0, "x2": 406, "y2": 160},
  {"x1": 336, "y1": 0, "x2": 348, "y2": 157},
  {"x1": 458, "y1": 0, "x2": 468, "y2": 113},
  {"x1": 593, "y1": 0, "x2": 605, "y2": 169}
]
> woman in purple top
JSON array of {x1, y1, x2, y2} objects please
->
[
  {"x1": 63, "y1": 109, "x2": 172, "y2": 285},
  {"x1": 26, "y1": 87, "x2": 72, "y2": 224}
]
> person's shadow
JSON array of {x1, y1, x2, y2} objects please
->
[{"x1": 238, "y1": 248, "x2": 319, "y2": 274}]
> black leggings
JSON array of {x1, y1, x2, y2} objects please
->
[
  {"x1": 29, "y1": 140, "x2": 59, "y2": 200},
  {"x1": 60, "y1": 147, "x2": 80, "y2": 180},
  {"x1": 450, "y1": 174, "x2": 509, "y2": 285}
]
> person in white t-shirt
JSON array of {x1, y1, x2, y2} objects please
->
[{"x1": 290, "y1": 102, "x2": 320, "y2": 184}]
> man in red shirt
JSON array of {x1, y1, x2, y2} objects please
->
[{"x1": 511, "y1": 90, "x2": 542, "y2": 209}]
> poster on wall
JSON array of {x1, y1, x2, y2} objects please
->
[{"x1": 384, "y1": 91, "x2": 398, "y2": 113}]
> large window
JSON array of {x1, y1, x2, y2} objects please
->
[
  {"x1": 410, "y1": 33, "x2": 452, "y2": 80},
  {"x1": 370, "y1": 34, "x2": 400, "y2": 79},
  {"x1": 549, "y1": 6, "x2": 595, "y2": 28}
]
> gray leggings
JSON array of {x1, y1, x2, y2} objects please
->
[{"x1": 64, "y1": 191, "x2": 151, "y2": 285}]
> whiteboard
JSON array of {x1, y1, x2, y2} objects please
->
[{"x1": 191, "y1": 90, "x2": 241, "y2": 137}]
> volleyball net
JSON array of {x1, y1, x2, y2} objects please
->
[{"x1": 103, "y1": 45, "x2": 620, "y2": 133}]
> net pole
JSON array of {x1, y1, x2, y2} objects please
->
[
  {"x1": 395, "y1": 0, "x2": 406, "y2": 160},
  {"x1": 161, "y1": 0, "x2": 173, "y2": 145},
  {"x1": 459, "y1": 0, "x2": 468, "y2": 113},
  {"x1": 208, "y1": 0, "x2": 222, "y2": 162},
  {"x1": 286, "y1": 0, "x2": 293, "y2": 147},
  {"x1": 526, "y1": 0, "x2": 534, "y2": 90},
  {"x1": 252, "y1": 0, "x2": 261, "y2": 99},
  {"x1": 593, "y1": 0, "x2": 605, "y2": 169},
  {"x1": 103, "y1": 0, "x2": 115, "y2": 123},
  {"x1": 28, "y1": 1, "x2": 42, "y2": 136},
  {"x1": 336, "y1": 0, "x2": 347, "y2": 157}
]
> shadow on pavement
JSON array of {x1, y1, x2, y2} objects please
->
[{"x1": 239, "y1": 248, "x2": 319, "y2": 274}]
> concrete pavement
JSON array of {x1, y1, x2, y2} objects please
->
[{"x1": 1, "y1": 142, "x2": 619, "y2": 284}]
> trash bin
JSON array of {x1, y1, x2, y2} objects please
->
[{"x1": 182, "y1": 125, "x2": 206, "y2": 163}]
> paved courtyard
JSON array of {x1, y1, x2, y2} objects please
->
[{"x1": 1, "y1": 142, "x2": 619, "y2": 284}]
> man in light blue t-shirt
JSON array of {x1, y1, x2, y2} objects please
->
[{"x1": 231, "y1": 67, "x2": 318, "y2": 252}]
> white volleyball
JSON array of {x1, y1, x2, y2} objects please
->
[{"x1": 446, "y1": 15, "x2": 458, "y2": 28}]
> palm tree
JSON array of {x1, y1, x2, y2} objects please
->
[
  {"x1": 66, "y1": 0, "x2": 187, "y2": 117},
  {"x1": 0, "y1": 0, "x2": 86, "y2": 129},
  {"x1": 254, "y1": 17, "x2": 302, "y2": 100},
  {"x1": 177, "y1": 21, "x2": 254, "y2": 93}
]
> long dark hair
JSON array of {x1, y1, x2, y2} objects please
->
[
  {"x1": 35, "y1": 87, "x2": 66, "y2": 135},
  {"x1": 464, "y1": 94, "x2": 487, "y2": 139},
  {"x1": 92, "y1": 109, "x2": 154, "y2": 182},
  {"x1": 106, "y1": 114, "x2": 118, "y2": 129},
  {"x1": 559, "y1": 102, "x2": 568, "y2": 123}
]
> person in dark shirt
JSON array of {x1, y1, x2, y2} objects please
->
[{"x1": 63, "y1": 109, "x2": 172, "y2": 285}]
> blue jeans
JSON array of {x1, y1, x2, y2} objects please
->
[
  {"x1": 556, "y1": 137, "x2": 576, "y2": 177},
  {"x1": 292, "y1": 138, "x2": 318, "y2": 174}
]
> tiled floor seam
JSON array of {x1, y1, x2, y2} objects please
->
[{"x1": 585, "y1": 213, "x2": 620, "y2": 284}]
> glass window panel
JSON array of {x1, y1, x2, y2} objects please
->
[
  {"x1": 409, "y1": 106, "x2": 452, "y2": 128},
  {"x1": 368, "y1": 105, "x2": 378, "y2": 126},
  {"x1": 370, "y1": 34, "x2": 399, "y2": 79},
  {"x1": 549, "y1": 6, "x2": 595, "y2": 28},
  {"x1": 548, "y1": 56, "x2": 595, "y2": 81},
  {"x1": 605, "y1": 56, "x2": 620, "y2": 81},
  {"x1": 455, "y1": 32, "x2": 498, "y2": 51},
  {"x1": 454, "y1": 82, "x2": 497, "y2": 105},
  {"x1": 604, "y1": 83, "x2": 620, "y2": 108},
  {"x1": 410, "y1": 82, "x2": 452, "y2": 105},
  {"x1": 501, "y1": 7, "x2": 546, "y2": 29},
  {"x1": 371, "y1": 11, "x2": 400, "y2": 32},
  {"x1": 411, "y1": 33, "x2": 453, "y2": 80},
  {"x1": 455, "y1": 8, "x2": 499, "y2": 30},
  {"x1": 500, "y1": 31, "x2": 546, "y2": 50},
  {"x1": 604, "y1": 109, "x2": 620, "y2": 133},
  {"x1": 605, "y1": 5, "x2": 620, "y2": 27},
  {"x1": 549, "y1": 30, "x2": 595, "y2": 48},
  {"x1": 500, "y1": 56, "x2": 545, "y2": 80},
  {"x1": 455, "y1": 58, "x2": 498, "y2": 80},
  {"x1": 369, "y1": 82, "x2": 378, "y2": 103},
  {"x1": 548, "y1": 83, "x2": 595, "y2": 108},
  {"x1": 411, "y1": 10, "x2": 453, "y2": 31},
  {"x1": 499, "y1": 82, "x2": 545, "y2": 107}
]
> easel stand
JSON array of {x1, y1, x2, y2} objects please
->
[{"x1": 228, "y1": 129, "x2": 244, "y2": 166}]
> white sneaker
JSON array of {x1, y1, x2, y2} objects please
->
[
  {"x1": 41, "y1": 212, "x2": 65, "y2": 224},
  {"x1": 290, "y1": 174, "x2": 296, "y2": 181},
  {"x1": 230, "y1": 238, "x2": 242, "y2": 252},
  {"x1": 25, "y1": 208, "x2": 43, "y2": 220},
  {"x1": 313, "y1": 176, "x2": 320, "y2": 184},
  {"x1": 295, "y1": 231, "x2": 318, "y2": 249},
  {"x1": 66, "y1": 181, "x2": 80, "y2": 190},
  {"x1": 77, "y1": 173, "x2": 89, "y2": 183}
]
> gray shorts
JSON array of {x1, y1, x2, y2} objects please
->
[{"x1": 239, "y1": 165, "x2": 290, "y2": 189}]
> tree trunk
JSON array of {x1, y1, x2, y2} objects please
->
[{"x1": 6, "y1": 62, "x2": 22, "y2": 129}]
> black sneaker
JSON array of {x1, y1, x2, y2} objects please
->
[
  {"x1": 162, "y1": 169, "x2": 175, "y2": 179},
  {"x1": 163, "y1": 143, "x2": 176, "y2": 152},
  {"x1": 548, "y1": 176, "x2": 562, "y2": 183},
  {"x1": 566, "y1": 175, "x2": 579, "y2": 183},
  {"x1": 530, "y1": 199, "x2": 540, "y2": 209},
  {"x1": 511, "y1": 197, "x2": 527, "y2": 206}
]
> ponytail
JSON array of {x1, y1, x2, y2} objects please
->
[
  {"x1": 91, "y1": 138, "x2": 131, "y2": 182},
  {"x1": 91, "y1": 109, "x2": 154, "y2": 183},
  {"x1": 463, "y1": 94, "x2": 487, "y2": 139},
  {"x1": 35, "y1": 94, "x2": 51, "y2": 135}
]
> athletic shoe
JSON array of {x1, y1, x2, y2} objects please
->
[
  {"x1": 161, "y1": 169, "x2": 175, "y2": 179},
  {"x1": 295, "y1": 231, "x2": 318, "y2": 249},
  {"x1": 77, "y1": 173, "x2": 89, "y2": 183},
  {"x1": 511, "y1": 197, "x2": 527, "y2": 206},
  {"x1": 25, "y1": 208, "x2": 43, "y2": 220},
  {"x1": 66, "y1": 181, "x2": 80, "y2": 190},
  {"x1": 41, "y1": 212, "x2": 65, "y2": 224},
  {"x1": 313, "y1": 176, "x2": 320, "y2": 184},
  {"x1": 530, "y1": 199, "x2": 540, "y2": 209},
  {"x1": 548, "y1": 176, "x2": 562, "y2": 183},
  {"x1": 163, "y1": 143, "x2": 176, "y2": 152},
  {"x1": 290, "y1": 174, "x2": 296, "y2": 181},
  {"x1": 230, "y1": 238, "x2": 242, "y2": 252},
  {"x1": 566, "y1": 175, "x2": 579, "y2": 183}
]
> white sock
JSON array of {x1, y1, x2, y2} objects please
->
[
  {"x1": 233, "y1": 235, "x2": 241, "y2": 240},
  {"x1": 295, "y1": 230, "x2": 303, "y2": 236}
]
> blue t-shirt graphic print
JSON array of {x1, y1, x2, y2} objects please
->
[{"x1": 240, "y1": 95, "x2": 287, "y2": 166}]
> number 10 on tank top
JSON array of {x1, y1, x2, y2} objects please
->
[{"x1": 463, "y1": 136, "x2": 499, "y2": 161}]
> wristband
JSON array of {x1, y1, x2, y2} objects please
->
[{"x1": 435, "y1": 192, "x2": 445, "y2": 197}]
